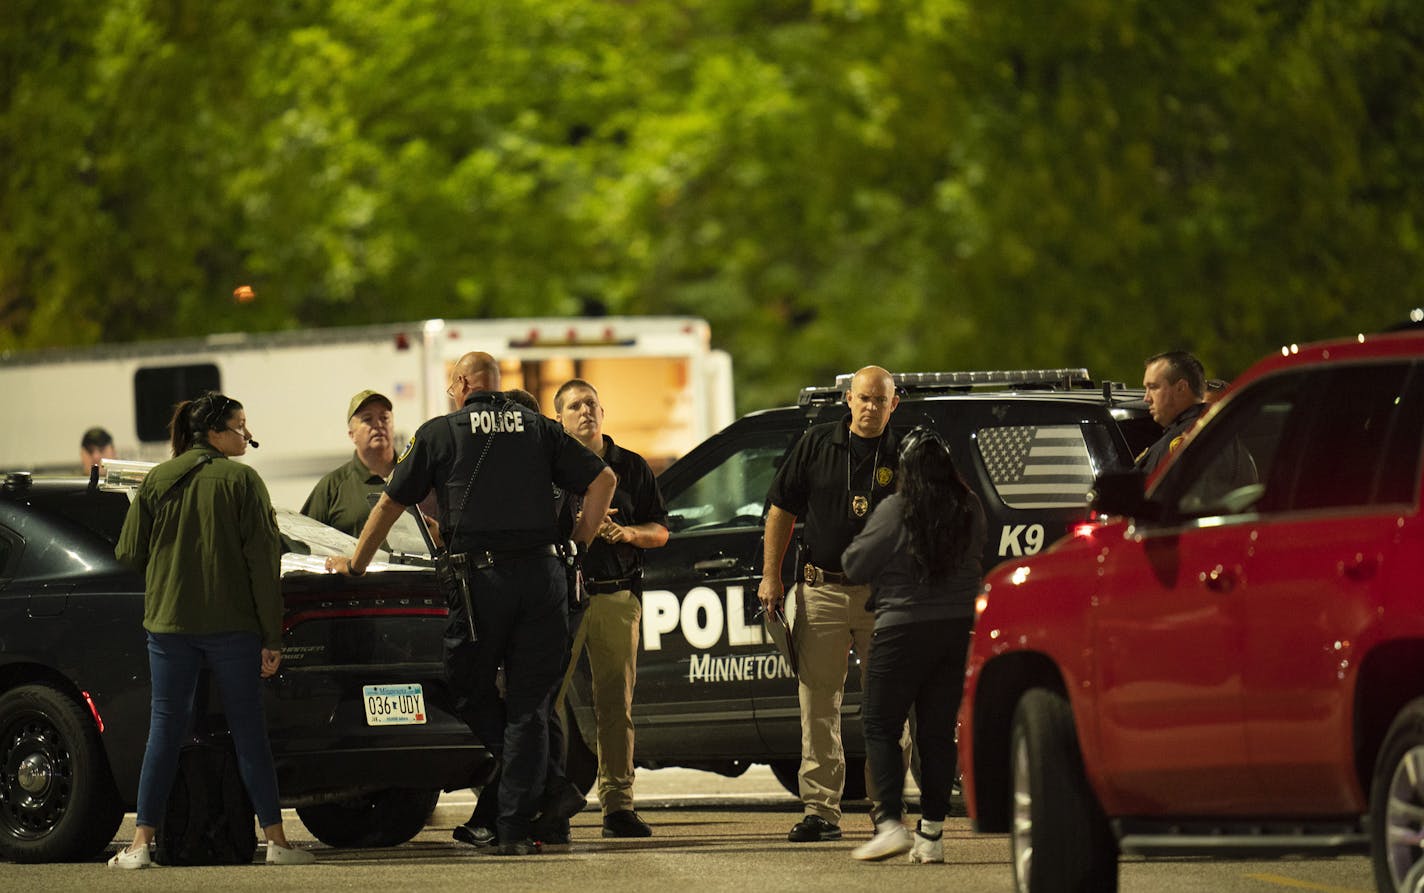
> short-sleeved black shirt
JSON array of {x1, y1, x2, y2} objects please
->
[
  {"x1": 556, "y1": 434, "x2": 668, "y2": 583},
  {"x1": 387, "y1": 391, "x2": 607, "y2": 552},
  {"x1": 766, "y1": 418, "x2": 901, "y2": 571}
]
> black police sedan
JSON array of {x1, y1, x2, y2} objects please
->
[
  {"x1": 559, "y1": 369, "x2": 1155, "y2": 797},
  {"x1": 0, "y1": 468, "x2": 485, "y2": 863}
]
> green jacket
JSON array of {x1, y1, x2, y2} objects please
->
[
  {"x1": 115, "y1": 445, "x2": 284, "y2": 650},
  {"x1": 300, "y1": 451, "x2": 386, "y2": 539}
]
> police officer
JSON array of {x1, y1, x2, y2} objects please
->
[
  {"x1": 1136, "y1": 350, "x2": 1209, "y2": 474},
  {"x1": 1137, "y1": 351, "x2": 1257, "y2": 499},
  {"x1": 301, "y1": 390, "x2": 396, "y2": 537},
  {"x1": 757, "y1": 365, "x2": 904, "y2": 843},
  {"x1": 553, "y1": 378, "x2": 669, "y2": 839},
  {"x1": 328, "y1": 351, "x2": 616, "y2": 855}
]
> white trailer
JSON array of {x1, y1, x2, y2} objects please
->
[{"x1": 1, "y1": 316, "x2": 734, "y2": 510}]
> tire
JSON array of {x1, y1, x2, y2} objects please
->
[
  {"x1": 0, "y1": 683, "x2": 123, "y2": 863},
  {"x1": 769, "y1": 759, "x2": 800, "y2": 797},
  {"x1": 1009, "y1": 689, "x2": 1117, "y2": 893},
  {"x1": 767, "y1": 757, "x2": 867, "y2": 801},
  {"x1": 1371, "y1": 698, "x2": 1424, "y2": 892},
  {"x1": 296, "y1": 788, "x2": 440, "y2": 849}
]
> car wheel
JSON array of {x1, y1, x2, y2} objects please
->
[
  {"x1": 0, "y1": 683, "x2": 123, "y2": 863},
  {"x1": 1372, "y1": 698, "x2": 1424, "y2": 892},
  {"x1": 767, "y1": 757, "x2": 868, "y2": 801},
  {"x1": 768, "y1": 759, "x2": 800, "y2": 797},
  {"x1": 296, "y1": 788, "x2": 440, "y2": 848},
  {"x1": 1009, "y1": 689, "x2": 1117, "y2": 893}
]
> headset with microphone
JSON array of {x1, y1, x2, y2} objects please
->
[{"x1": 197, "y1": 394, "x2": 260, "y2": 449}]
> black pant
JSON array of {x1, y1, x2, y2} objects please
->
[
  {"x1": 862, "y1": 617, "x2": 974, "y2": 823},
  {"x1": 466, "y1": 614, "x2": 578, "y2": 833},
  {"x1": 444, "y1": 555, "x2": 568, "y2": 843}
]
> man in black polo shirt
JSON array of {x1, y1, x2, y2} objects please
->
[
  {"x1": 327, "y1": 351, "x2": 615, "y2": 855},
  {"x1": 553, "y1": 378, "x2": 668, "y2": 839},
  {"x1": 758, "y1": 365, "x2": 902, "y2": 843}
]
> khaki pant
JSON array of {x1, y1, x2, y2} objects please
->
[
  {"x1": 564, "y1": 590, "x2": 640, "y2": 815},
  {"x1": 793, "y1": 580, "x2": 906, "y2": 824}
]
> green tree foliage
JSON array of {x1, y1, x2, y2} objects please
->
[{"x1": 3, "y1": 0, "x2": 1423, "y2": 411}]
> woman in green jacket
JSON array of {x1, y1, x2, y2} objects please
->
[{"x1": 110, "y1": 392, "x2": 313, "y2": 868}]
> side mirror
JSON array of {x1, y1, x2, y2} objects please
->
[{"x1": 1088, "y1": 468, "x2": 1153, "y2": 519}]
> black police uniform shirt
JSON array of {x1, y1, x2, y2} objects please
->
[
  {"x1": 556, "y1": 434, "x2": 668, "y2": 585},
  {"x1": 1134, "y1": 401, "x2": 1209, "y2": 475},
  {"x1": 766, "y1": 419, "x2": 900, "y2": 573},
  {"x1": 386, "y1": 391, "x2": 607, "y2": 553}
]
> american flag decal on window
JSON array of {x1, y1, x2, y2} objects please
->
[{"x1": 976, "y1": 425, "x2": 1095, "y2": 509}]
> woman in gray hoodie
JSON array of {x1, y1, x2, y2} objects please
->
[{"x1": 841, "y1": 426, "x2": 986, "y2": 863}]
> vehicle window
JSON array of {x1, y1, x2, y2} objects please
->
[
  {"x1": 1169, "y1": 373, "x2": 1305, "y2": 518},
  {"x1": 975, "y1": 424, "x2": 1102, "y2": 509},
  {"x1": 29, "y1": 490, "x2": 132, "y2": 545},
  {"x1": 1287, "y1": 363, "x2": 1419, "y2": 510},
  {"x1": 665, "y1": 430, "x2": 801, "y2": 532},
  {"x1": 134, "y1": 363, "x2": 221, "y2": 443},
  {"x1": 1375, "y1": 366, "x2": 1424, "y2": 505}
]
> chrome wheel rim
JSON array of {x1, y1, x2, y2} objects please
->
[
  {"x1": 1012, "y1": 734, "x2": 1033, "y2": 892},
  {"x1": 1386, "y1": 745, "x2": 1424, "y2": 891}
]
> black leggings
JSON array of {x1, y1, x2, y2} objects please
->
[{"x1": 861, "y1": 617, "x2": 974, "y2": 823}]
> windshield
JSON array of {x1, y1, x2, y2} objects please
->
[{"x1": 275, "y1": 508, "x2": 419, "y2": 575}]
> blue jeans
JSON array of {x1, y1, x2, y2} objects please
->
[{"x1": 135, "y1": 631, "x2": 282, "y2": 828}]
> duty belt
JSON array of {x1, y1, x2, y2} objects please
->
[
  {"x1": 585, "y1": 575, "x2": 640, "y2": 596},
  {"x1": 449, "y1": 544, "x2": 559, "y2": 571},
  {"x1": 803, "y1": 563, "x2": 848, "y2": 586}
]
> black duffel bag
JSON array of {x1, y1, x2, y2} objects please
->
[{"x1": 155, "y1": 736, "x2": 257, "y2": 866}]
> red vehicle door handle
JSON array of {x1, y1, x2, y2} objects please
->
[
  {"x1": 1198, "y1": 564, "x2": 1237, "y2": 593},
  {"x1": 1338, "y1": 554, "x2": 1378, "y2": 582}
]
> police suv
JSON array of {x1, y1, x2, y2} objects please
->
[{"x1": 560, "y1": 369, "x2": 1155, "y2": 796}]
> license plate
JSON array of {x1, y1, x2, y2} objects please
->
[{"x1": 362, "y1": 683, "x2": 426, "y2": 726}]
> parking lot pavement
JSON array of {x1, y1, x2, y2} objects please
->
[{"x1": 0, "y1": 767, "x2": 1375, "y2": 893}]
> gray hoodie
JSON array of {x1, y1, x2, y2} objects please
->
[{"x1": 841, "y1": 491, "x2": 986, "y2": 629}]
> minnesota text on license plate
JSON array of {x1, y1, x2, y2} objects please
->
[{"x1": 362, "y1": 683, "x2": 427, "y2": 725}]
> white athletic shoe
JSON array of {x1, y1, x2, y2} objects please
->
[
  {"x1": 909, "y1": 822, "x2": 944, "y2": 863},
  {"x1": 107, "y1": 843, "x2": 152, "y2": 869},
  {"x1": 265, "y1": 843, "x2": 316, "y2": 865},
  {"x1": 851, "y1": 821, "x2": 912, "y2": 861}
]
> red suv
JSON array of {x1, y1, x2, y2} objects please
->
[{"x1": 959, "y1": 331, "x2": 1424, "y2": 893}]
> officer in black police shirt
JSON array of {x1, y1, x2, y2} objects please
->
[
  {"x1": 758, "y1": 365, "x2": 907, "y2": 843},
  {"x1": 328, "y1": 351, "x2": 615, "y2": 855}
]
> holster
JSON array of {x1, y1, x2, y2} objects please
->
[
  {"x1": 434, "y1": 550, "x2": 478, "y2": 643},
  {"x1": 559, "y1": 540, "x2": 587, "y2": 613}
]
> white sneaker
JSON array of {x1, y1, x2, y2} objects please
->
[
  {"x1": 909, "y1": 823, "x2": 944, "y2": 863},
  {"x1": 851, "y1": 821, "x2": 912, "y2": 861},
  {"x1": 265, "y1": 843, "x2": 316, "y2": 865},
  {"x1": 107, "y1": 843, "x2": 152, "y2": 869}
]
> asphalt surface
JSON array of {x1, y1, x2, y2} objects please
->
[{"x1": 0, "y1": 766, "x2": 1377, "y2": 893}]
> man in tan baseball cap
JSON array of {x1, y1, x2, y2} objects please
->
[{"x1": 301, "y1": 390, "x2": 396, "y2": 537}]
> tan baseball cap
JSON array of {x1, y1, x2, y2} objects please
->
[{"x1": 347, "y1": 389, "x2": 392, "y2": 421}]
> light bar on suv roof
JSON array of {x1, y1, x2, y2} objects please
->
[
  {"x1": 872, "y1": 368, "x2": 1092, "y2": 390},
  {"x1": 100, "y1": 459, "x2": 158, "y2": 490},
  {"x1": 799, "y1": 368, "x2": 1096, "y2": 405}
]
